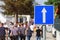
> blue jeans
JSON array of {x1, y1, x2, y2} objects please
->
[
  {"x1": 36, "y1": 36, "x2": 41, "y2": 40},
  {"x1": 18, "y1": 36, "x2": 20, "y2": 40},
  {"x1": 27, "y1": 36, "x2": 31, "y2": 40}
]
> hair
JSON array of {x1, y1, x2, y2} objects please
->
[
  {"x1": 19, "y1": 23, "x2": 21, "y2": 26},
  {"x1": 1, "y1": 23, "x2": 3, "y2": 25},
  {"x1": 37, "y1": 27, "x2": 39, "y2": 28},
  {"x1": 10, "y1": 22, "x2": 14, "y2": 25},
  {"x1": 0, "y1": 23, "x2": 4, "y2": 26}
]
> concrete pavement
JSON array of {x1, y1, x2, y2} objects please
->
[
  {"x1": 31, "y1": 32, "x2": 56, "y2": 40},
  {"x1": 46, "y1": 32, "x2": 56, "y2": 40}
]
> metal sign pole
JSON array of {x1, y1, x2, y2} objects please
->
[{"x1": 43, "y1": 25, "x2": 46, "y2": 40}]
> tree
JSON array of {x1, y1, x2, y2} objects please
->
[
  {"x1": 44, "y1": 0, "x2": 60, "y2": 16},
  {"x1": 3, "y1": 0, "x2": 33, "y2": 23}
]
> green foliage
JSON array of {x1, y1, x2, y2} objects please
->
[
  {"x1": 44, "y1": 0, "x2": 60, "y2": 16},
  {"x1": 44, "y1": 0, "x2": 60, "y2": 10},
  {"x1": 44, "y1": 0, "x2": 60, "y2": 6},
  {"x1": 3, "y1": 0, "x2": 33, "y2": 15}
]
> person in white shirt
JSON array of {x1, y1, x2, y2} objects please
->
[{"x1": 30, "y1": 24, "x2": 34, "y2": 32}]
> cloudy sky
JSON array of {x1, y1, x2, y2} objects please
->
[{"x1": 35, "y1": 0, "x2": 47, "y2": 5}]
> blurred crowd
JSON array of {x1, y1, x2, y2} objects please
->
[{"x1": 0, "y1": 21, "x2": 43, "y2": 40}]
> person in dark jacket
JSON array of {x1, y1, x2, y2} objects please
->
[
  {"x1": 0, "y1": 23, "x2": 5, "y2": 40},
  {"x1": 36, "y1": 27, "x2": 42, "y2": 40}
]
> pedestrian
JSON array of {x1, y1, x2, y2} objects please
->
[
  {"x1": 36, "y1": 27, "x2": 42, "y2": 40},
  {"x1": 3, "y1": 23, "x2": 9, "y2": 40},
  {"x1": 5, "y1": 28, "x2": 9, "y2": 40},
  {"x1": 18, "y1": 23, "x2": 21, "y2": 40},
  {"x1": 26, "y1": 27, "x2": 32, "y2": 40},
  {"x1": 30, "y1": 23, "x2": 34, "y2": 33},
  {"x1": 0, "y1": 23, "x2": 5, "y2": 40},
  {"x1": 10, "y1": 24, "x2": 18, "y2": 40},
  {"x1": 18, "y1": 23, "x2": 26, "y2": 40}
]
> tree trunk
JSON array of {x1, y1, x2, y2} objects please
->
[{"x1": 15, "y1": 13, "x2": 18, "y2": 24}]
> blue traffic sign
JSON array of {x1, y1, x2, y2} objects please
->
[{"x1": 34, "y1": 5, "x2": 54, "y2": 24}]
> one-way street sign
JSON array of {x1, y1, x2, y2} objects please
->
[{"x1": 34, "y1": 5, "x2": 54, "y2": 24}]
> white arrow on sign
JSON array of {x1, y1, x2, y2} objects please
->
[{"x1": 41, "y1": 8, "x2": 47, "y2": 23}]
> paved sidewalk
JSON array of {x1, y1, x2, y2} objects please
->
[
  {"x1": 46, "y1": 32, "x2": 56, "y2": 40},
  {"x1": 31, "y1": 32, "x2": 56, "y2": 40},
  {"x1": 31, "y1": 32, "x2": 43, "y2": 40}
]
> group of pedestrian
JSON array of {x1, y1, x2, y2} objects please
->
[
  {"x1": 9, "y1": 22, "x2": 33, "y2": 40},
  {"x1": 0, "y1": 22, "x2": 43, "y2": 40}
]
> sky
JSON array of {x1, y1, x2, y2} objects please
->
[
  {"x1": 0, "y1": 1, "x2": 6, "y2": 23},
  {"x1": 0, "y1": 1, "x2": 5, "y2": 6},
  {"x1": 0, "y1": 1, "x2": 5, "y2": 12},
  {"x1": 35, "y1": 0, "x2": 47, "y2": 5}
]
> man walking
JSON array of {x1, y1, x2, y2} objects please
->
[
  {"x1": 0, "y1": 23, "x2": 5, "y2": 40},
  {"x1": 36, "y1": 27, "x2": 42, "y2": 40},
  {"x1": 18, "y1": 23, "x2": 26, "y2": 40}
]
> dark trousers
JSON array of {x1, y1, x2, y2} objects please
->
[
  {"x1": 0, "y1": 36, "x2": 5, "y2": 40},
  {"x1": 10, "y1": 35, "x2": 18, "y2": 40},
  {"x1": 20, "y1": 35, "x2": 26, "y2": 40}
]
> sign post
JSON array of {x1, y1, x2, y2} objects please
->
[
  {"x1": 34, "y1": 5, "x2": 54, "y2": 40},
  {"x1": 43, "y1": 25, "x2": 46, "y2": 40},
  {"x1": 42, "y1": 8, "x2": 47, "y2": 40}
]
